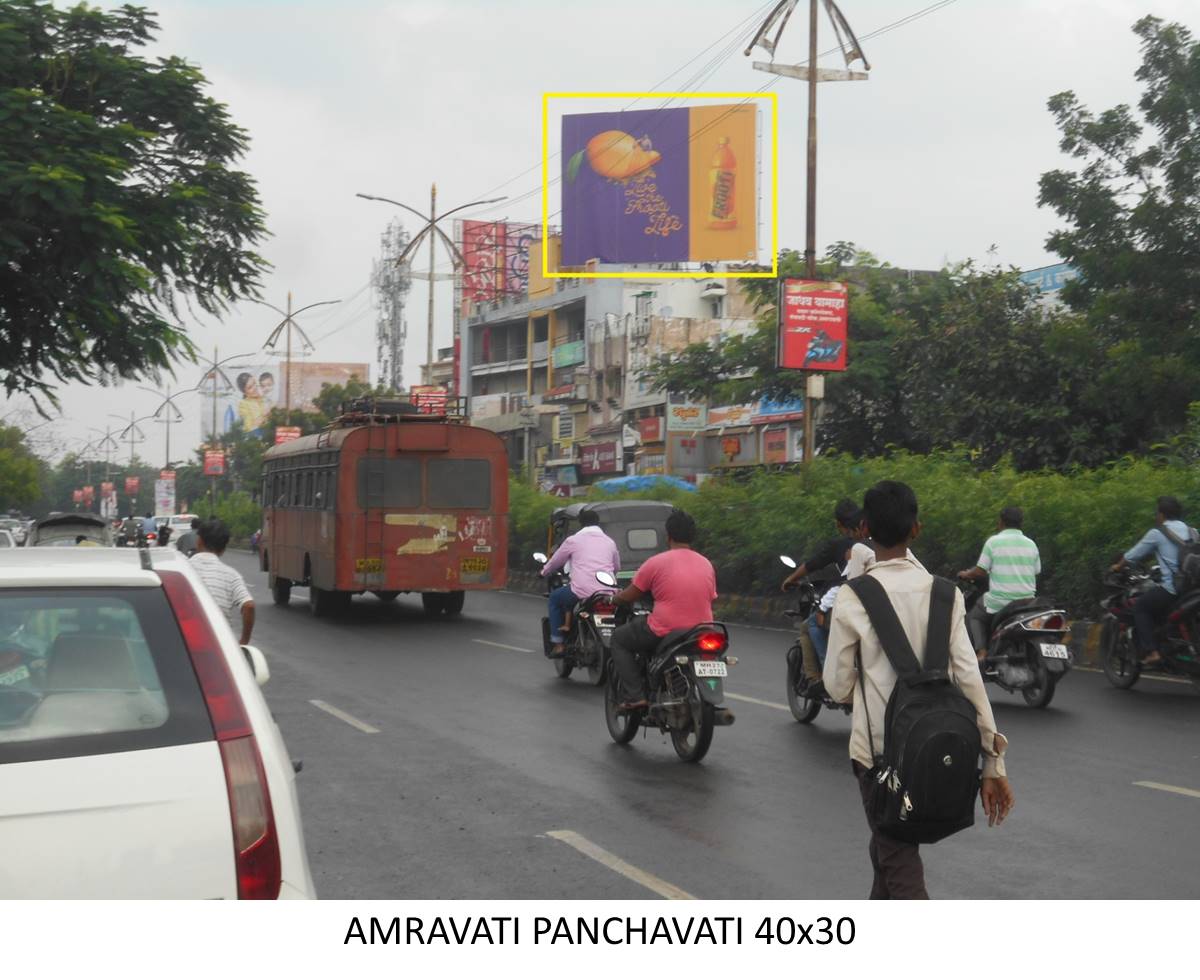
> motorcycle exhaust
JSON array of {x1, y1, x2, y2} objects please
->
[{"x1": 712, "y1": 707, "x2": 735, "y2": 727}]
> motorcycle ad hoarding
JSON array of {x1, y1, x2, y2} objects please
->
[{"x1": 778, "y1": 279, "x2": 848, "y2": 372}]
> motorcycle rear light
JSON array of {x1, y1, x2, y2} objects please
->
[
  {"x1": 697, "y1": 632, "x2": 726, "y2": 653},
  {"x1": 1043, "y1": 615, "x2": 1064, "y2": 630},
  {"x1": 593, "y1": 601, "x2": 615, "y2": 614},
  {"x1": 158, "y1": 570, "x2": 281, "y2": 900}
]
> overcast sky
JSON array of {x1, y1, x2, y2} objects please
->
[{"x1": 20, "y1": 0, "x2": 1195, "y2": 464}]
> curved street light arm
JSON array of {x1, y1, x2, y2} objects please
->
[
  {"x1": 432, "y1": 225, "x2": 467, "y2": 270},
  {"x1": 437, "y1": 196, "x2": 509, "y2": 221},
  {"x1": 396, "y1": 225, "x2": 434, "y2": 266},
  {"x1": 355, "y1": 193, "x2": 430, "y2": 225}
]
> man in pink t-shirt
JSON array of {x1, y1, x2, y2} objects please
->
[{"x1": 610, "y1": 509, "x2": 717, "y2": 706}]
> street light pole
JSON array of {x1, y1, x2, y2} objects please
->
[
  {"x1": 356, "y1": 188, "x2": 507, "y2": 387},
  {"x1": 138, "y1": 385, "x2": 191, "y2": 468},
  {"x1": 747, "y1": 0, "x2": 870, "y2": 464},
  {"x1": 257, "y1": 294, "x2": 341, "y2": 422}
]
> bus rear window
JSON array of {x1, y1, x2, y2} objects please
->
[
  {"x1": 428, "y1": 459, "x2": 491, "y2": 509},
  {"x1": 358, "y1": 459, "x2": 422, "y2": 509}
]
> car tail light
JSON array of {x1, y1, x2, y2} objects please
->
[
  {"x1": 159, "y1": 570, "x2": 281, "y2": 900},
  {"x1": 697, "y1": 632, "x2": 726, "y2": 654}
]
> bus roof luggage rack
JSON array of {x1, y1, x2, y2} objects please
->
[{"x1": 335, "y1": 395, "x2": 469, "y2": 426}]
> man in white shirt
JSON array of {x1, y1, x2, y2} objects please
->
[
  {"x1": 825, "y1": 480, "x2": 1014, "y2": 899},
  {"x1": 190, "y1": 518, "x2": 256, "y2": 644}
]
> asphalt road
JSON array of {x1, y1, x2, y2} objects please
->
[{"x1": 228, "y1": 552, "x2": 1200, "y2": 900}]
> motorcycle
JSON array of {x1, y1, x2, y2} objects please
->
[
  {"x1": 778, "y1": 555, "x2": 851, "y2": 723},
  {"x1": 1099, "y1": 566, "x2": 1200, "y2": 693},
  {"x1": 532, "y1": 552, "x2": 616, "y2": 686},
  {"x1": 602, "y1": 599, "x2": 736, "y2": 764},
  {"x1": 959, "y1": 580, "x2": 1071, "y2": 708}
]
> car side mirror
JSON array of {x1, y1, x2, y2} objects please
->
[
  {"x1": 241, "y1": 644, "x2": 270, "y2": 687},
  {"x1": 779, "y1": 555, "x2": 797, "y2": 569},
  {"x1": 532, "y1": 551, "x2": 548, "y2": 564},
  {"x1": 596, "y1": 570, "x2": 617, "y2": 588}
]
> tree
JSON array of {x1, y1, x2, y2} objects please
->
[
  {"x1": 0, "y1": 423, "x2": 42, "y2": 509},
  {"x1": 0, "y1": 2, "x2": 267, "y2": 404},
  {"x1": 1038, "y1": 15, "x2": 1200, "y2": 452}
]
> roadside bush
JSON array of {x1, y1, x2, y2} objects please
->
[
  {"x1": 509, "y1": 452, "x2": 1200, "y2": 614},
  {"x1": 210, "y1": 491, "x2": 261, "y2": 543}
]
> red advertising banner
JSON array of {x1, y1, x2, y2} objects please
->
[
  {"x1": 778, "y1": 279, "x2": 849, "y2": 372},
  {"x1": 72, "y1": 489, "x2": 83, "y2": 504},
  {"x1": 461, "y1": 221, "x2": 538, "y2": 303},
  {"x1": 274, "y1": 426, "x2": 302, "y2": 445},
  {"x1": 580, "y1": 441, "x2": 621, "y2": 475},
  {"x1": 159, "y1": 469, "x2": 176, "y2": 482},
  {"x1": 203, "y1": 450, "x2": 225, "y2": 477},
  {"x1": 637, "y1": 416, "x2": 665, "y2": 443},
  {"x1": 82, "y1": 485, "x2": 94, "y2": 504},
  {"x1": 100, "y1": 481, "x2": 114, "y2": 495},
  {"x1": 125, "y1": 476, "x2": 140, "y2": 495},
  {"x1": 410, "y1": 385, "x2": 448, "y2": 415},
  {"x1": 763, "y1": 428, "x2": 789, "y2": 464}
]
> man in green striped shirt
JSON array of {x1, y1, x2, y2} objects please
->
[{"x1": 958, "y1": 507, "x2": 1042, "y2": 663}]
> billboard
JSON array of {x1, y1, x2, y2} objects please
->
[
  {"x1": 283, "y1": 362, "x2": 371, "y2": 414},
  {"x1": 200, "y1": 361, "x2": 279, "y2": 439},
  {"x1": 561, "y1": 104, "x2": 757, "y2": 266},
  {"x1": 203, "y1": 450, "x2": 225, "y2": 476},
  {"x1": 410, "y1": 385, "x2": 448, "y2": 415},
  {"x1": 461, "y1": 220, "x2": 539, "y2": 303},
  {"x1": 274, "y1": 426, "x2": 302, "y2": 445},
  {"x1": 778, "y1": 280, "x2": 849, "y2": 372},
  {"x1": 124, "y1": 476, "x2": 140, "y2": 496},
  {"x1": 580, "y1": 441, "x2": 622, "y2": 475},
  {"x1": 154, "y1": 479, "x2": 176, "y2": 515}
]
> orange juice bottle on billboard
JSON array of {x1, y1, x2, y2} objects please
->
[{"x1": 708, "y1": 137, "x2": 737, "y2": 230}]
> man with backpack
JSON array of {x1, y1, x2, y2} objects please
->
[
  {"x1": 1110, "y1": 495, "x2": 1198, "y2": 668},
  {"x1": 824, "y1": 480, "x2": 1014, "y2": 899}
]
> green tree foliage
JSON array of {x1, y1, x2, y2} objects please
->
[
  {"x1": 1038, "y1": 15, "x2": 1200, "y2": 453},
  {"x1": 0, "y1": 1, "x2": 267, "y2": 402},
  {"x1": 0, "y1": 423, "x2": 42, "y2": 509}
]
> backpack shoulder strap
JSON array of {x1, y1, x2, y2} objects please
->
[
  {"x1": 847, "y1": 575, "x2": 921, "y2": 677},
  {"x1": 923, "y1": 577, "x2": 956, "y2": 674},
  {"x1": 1159, "y1": 523, "x2": 1183, "y2": 546}
]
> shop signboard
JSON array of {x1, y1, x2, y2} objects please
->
[
  {"x1": 752, "y1": 396, "x2": 805, "y2": 424},
  {"x1": 706, "y1": 403, "x2": 757, "y2": 428},
  {"x1": 411, "y1": 386, "x2": 449, "y2": 415},
  {"x1": 763, "y1": 428, "x2": 790, "y2": 464},
  {"x1": 580, "y1": 441, "x2": 622, "y2": 475},
  {"x1": 637, "y1": 416, "x2": 664, "y2": 443},
  {"x1": 665, "y1": 393, "x2": 707, "y2": 431}
]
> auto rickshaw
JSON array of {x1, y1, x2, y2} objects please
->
[{"x1": 547, "y1": 500, "x2": 675, "y2": 585}]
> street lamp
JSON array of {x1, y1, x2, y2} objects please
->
[
  {"x1": 356, "y1": 188, "x2": 508, "y2": 384},
  {"x1": 137, "y1": 385, "x2": 192, "y2": 468},
  {"x1": 255, "y1": 294, "x2": 340, "y2": 421},
  {"x1": 194, "y1": 348, "x2": 259, "y2": 443}
]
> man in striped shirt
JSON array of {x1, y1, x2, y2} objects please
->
[
  {"x1": 958, "y1": 507, "x2": 1041, "y2": 663},
  {"x1": 190, "y1": 518, "x2": 256, "y2": 644}
]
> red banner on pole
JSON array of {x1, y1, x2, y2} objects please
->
[
  {"x1": 778, "y1": 279, "x2": 849, "y2": 372},
  {"x1": 72, "y1": 489, "x2": 83, "y2": 504},
  {"x1": 274, "y1": 426, "x2": 302, "y2": 445},
  {"x1": 82, "y1": 485, "x2": 94, "y2": 504},
  {"x1": 125, "y1": 476, "x2": 140, "y2": 495},
  {"x1": 203, "y1": 451, "x2": 225, "y2": 476},
  {"x1": 159, "y1": 469, "x2": 176, "y2": 482}
]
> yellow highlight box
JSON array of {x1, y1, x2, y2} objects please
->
[{"x1": 541, "y1": 91, "x2": 779, "y2": 280}]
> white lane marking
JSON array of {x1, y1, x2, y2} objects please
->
[
  {"x1": 472, "y1": 639, "x2": 535, "y2": 653},
  {"x1": 1074, "y1": 666, "x2": 1192, "y2": 686},
  {"x1": 1134, "y1": 781, "x2": 1200, "y2": 800},
  {"x1": 546, "y1": 830, "x2": 696, "y2": 900},
  {"x1": 726, "y1": 691, "x2": 790, "y2": 712},
  {"x1": 309, "y1": 699, "x2": 380, "y2": 734}
]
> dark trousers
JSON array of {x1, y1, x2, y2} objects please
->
[
  {"x1": 1133, "y1": 585, "x2": 1175, "y2": 654},
  {"x1": 967, "y1": 602, "x2": 993, "y2": 653},
  {"x1": 853, "y1": 762, "x2": 929, "y2": 900},
  {"x1": 610, "y1": 616, "x2": 659, "y2": 700}
]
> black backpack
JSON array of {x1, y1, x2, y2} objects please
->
[
  {"x1": 847, "y1": 575, "x2": 982, "y2": 845},
  {"x1": 1158, "y1": 523, "x2": 1200, "y2": 594}
]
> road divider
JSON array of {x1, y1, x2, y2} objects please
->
[
  {"x1": 309, "y1": 699, "x2": 380, "y2": 734},
  {"x1": 545, "y1": 830, "x2": 696, "y2": 900}
]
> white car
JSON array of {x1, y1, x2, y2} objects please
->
[
  {"x1": 168, "y1": 514, "x2": 199, "y2": 533},
  {"x1": 0, "y1": 549, "x2": 315, "y2": 898}
]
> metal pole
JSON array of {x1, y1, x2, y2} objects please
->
[
  {"x1": 212, "y1": 345, "x2": 219, "y2": 445},
  {"x1": 285, "y1": 291, "x2": 293, "y2": 422},
  {"x1": 427, "y1": 183, "x2": 437, "y2": 383},
  {"x1": 164, "y1": 387, "x2": 171, "y2": 468},
  {"x1": 803, "y1": 0, "x2": 819, "y2": 465}
]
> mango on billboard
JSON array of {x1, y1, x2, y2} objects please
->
[{"x1": 561, "y1": 103, "x2": 757, "y2": 266}]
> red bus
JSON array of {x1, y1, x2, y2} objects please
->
[{"x1": 259, "y1": 399, "x2": 509, "y2": 617}]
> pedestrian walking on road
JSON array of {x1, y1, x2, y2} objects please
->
[
  {"x1": 190, "y1": 518, "x2": 256, "y2": 645},
  {"x1": 825, "y1": 481, "x2": 1014, "y2": 899}
]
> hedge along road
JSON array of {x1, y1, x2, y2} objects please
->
[{"x1": 226, "y1": 552, "x2": 1200, "y2": 900}]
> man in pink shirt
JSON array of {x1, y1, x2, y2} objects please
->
[
  {"x1": 540, "y1": 510, "x2": 621, "y2": 655},
  {"x1": 610, "y1": 509, "x2": 717, "y2": 706}
]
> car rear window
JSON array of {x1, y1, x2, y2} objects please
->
[{"x1": 0, "y1": 587, "x2": 212, "y2": 765}]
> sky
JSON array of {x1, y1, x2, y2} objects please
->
[{"x1": 16, "y1": 0, "x2": 1196, "y2": 465}]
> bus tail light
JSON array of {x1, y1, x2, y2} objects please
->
[{"x1": 159, "y1": 570, "x2": 281, "y2": 900}]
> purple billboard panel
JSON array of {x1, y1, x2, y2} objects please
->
[{"x1": 561, "y1": 107, "x2": 689, "y2": 266}]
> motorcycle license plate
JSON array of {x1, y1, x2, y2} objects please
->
[
  {"x1": 693, "y1": 661, "x2": 727, "y2": 677},
  {"x1": 1040, "y1": 643, "x2": 1070, "y2": 660}
]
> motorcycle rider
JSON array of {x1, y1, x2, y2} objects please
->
[
  {"x1": 610, "y1": 509, "x2": 717, "y2": 709},
  {"x1": 539, "y1": 509, "x2": 621, "y2": 657},
  {"x1": 958, "y1": 507, "x2": 1042, "y2": 663},
  {"x1": 1111, "y1": 495, "x2": 1194, "y2": 668}
]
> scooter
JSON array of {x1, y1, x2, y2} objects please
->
[
  {"x1": 960, "y1": 580, "x2": 1072, "y2": 708},
  {"x1": 532, "y1": 552, "x2": 616, "y2": 686},
  {"x1": 779, "y1": 555, "x2": 851, "y2": 723}
]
